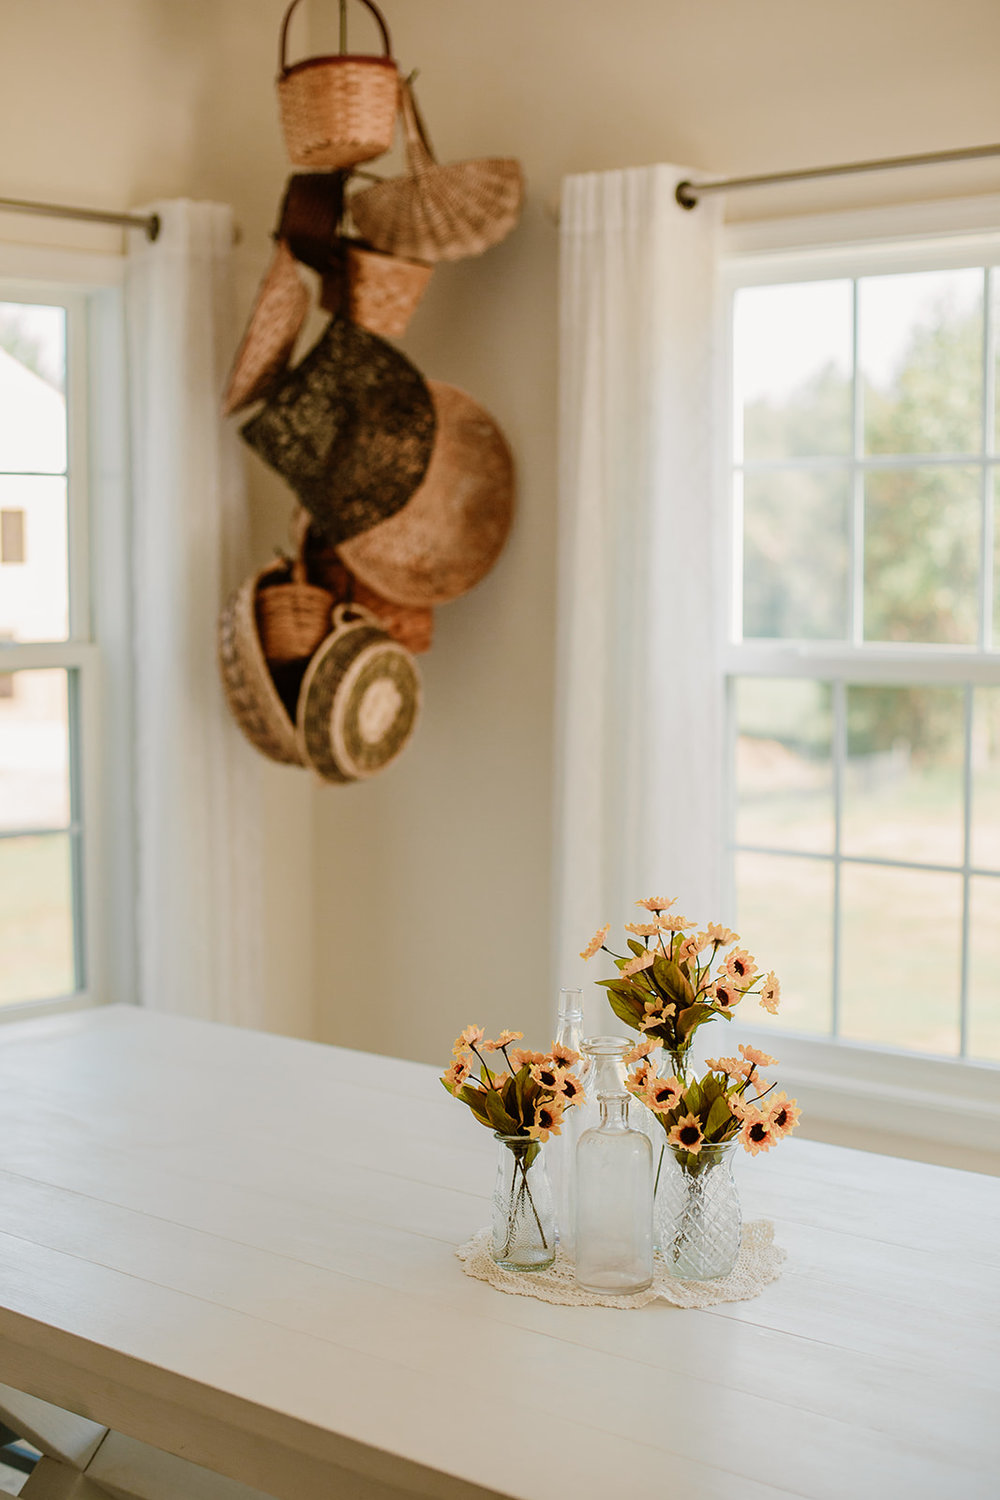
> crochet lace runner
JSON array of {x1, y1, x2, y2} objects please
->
[{"x1": 456, "y1": 1220, "x2": 784, "y2": 1309}]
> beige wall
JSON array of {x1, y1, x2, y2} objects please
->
[{"x1": 6, "y1": 1, "x2": 1000, "y2": 1087}]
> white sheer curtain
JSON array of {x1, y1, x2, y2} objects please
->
[
  {"x1": 126, "y1": 200, "x2": 264, "y2": 1023},
  {"x1": 553, "y1": 166, "x2": 724, "y2": 1027}
]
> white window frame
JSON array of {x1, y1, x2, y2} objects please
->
[
  {"x1": 0, "y1": 243, "x2": 134, "y2": 1022},
  {"x1": 717, "y1": 195, "x2": 1000, "y2": 1155}
]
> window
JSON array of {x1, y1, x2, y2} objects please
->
[
  {"x1": 723, "y1": 215, "x2": 1000, "y2": 1083},
  {"x1": 0, "y1": 255, "x2": 131, "y2": 1018}
]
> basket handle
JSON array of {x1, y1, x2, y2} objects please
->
[
  {"x1": 398, "y1": 76, "x2": 437, "y2": 173},
  {"x1": 279, "y1": 0, "x2": 392, "y2": 74}
]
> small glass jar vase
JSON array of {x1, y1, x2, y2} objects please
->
[
  {"x1": 575, "y1": 1094, "x2": 653, "y2": 1295},
  {"x1": 654, "y1": 1139, "x2": 742, "y2": 1281},
  {"x1": 548, "y1": 989, "x2": 585, "y2": 1252},
  {"x1": 491, "y1": 1133, "x2": 556, "y2": 1271}
]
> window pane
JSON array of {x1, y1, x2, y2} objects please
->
[
  {"x1": 0, "y1": 833, "x2": 76, "y2": 1005},
  {"x1": 0, "y1": 668, "x2": 71, "y2": 831},
  {"x1": 735, "y1": 678, "x2": 834, "y2": 853},
  {"x1": 0, "y1": 475, "x2": 69, "y2": 642},
  {"x1": 734, "y1": 280, "x2": 852, "y2": 462},
  {"x1": 860, "y1": 269, "x2": 983, "y2": 456},
  {"x1": 863, "y1": 466, "x2": 979, "y2": 644},
  {"x1": 0, "y1": 302, "x2": 66, "y2": 472},
  {"x1": 968, "y1": 876, "x2": 1000, "y2": 1062},
  {"x1": 734, "y1": 852, "x2": 833, "y2": 1035},
  {"x1": 840, "y1": 865, "x2": 961, "y2": 1054},
  {"x1": 971, "y1": 685, "x2": 1000, "y2": 871},
  {"x1": 843, "y1": 684, "x2": 965, "y2": 866},
  {"x1": 742, "y1": 470, "x2": 850, "y2": 639}
]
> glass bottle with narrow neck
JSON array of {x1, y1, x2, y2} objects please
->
[
  {"x1": 548, "y1": 988, "x2": 584, "y2": 1249},
  {"x1": 575, "y1": 1093, "x2": 653, "y2": 1295}
]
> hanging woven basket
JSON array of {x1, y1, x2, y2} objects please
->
[
  {"x1": 239, "y1": 317, "x2": 436, "y2": 544},
  {"x1": 277, "y1": 171, "x2": 347, "y2": 273},
  {"x1": 221, "y1": 241, "x2": 309, "y2": 416},
  {"x1": 349, "y1": 77, "x2": 524, "y2": 262},
  {"x1": 320, "y1": 239, "x2": 433, "y2": 336},
  {"x1": 337, "y1": 380, "x2": 515, "y2": 606},
  {"x1": 297, "y1": 604, "x2": 421, "y2": 782},
  {"x1": 301, "y1": 524, "x2": 434, "y2": 654},
  {"x1": 218, "y1": 562, "x2": 307, "y2": 766},
  {"x1": 277, "y1": 0, "x2": 399, "y2": 170},
  {"x1": 255, "y1": 553, "x2": 334, "y2": 665}
]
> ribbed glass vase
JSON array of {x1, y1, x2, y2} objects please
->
[
  {"x1": 491, "y1": 1134, "x2": 556, "y2": 1271},
  {"x1": 654, "y1": 1140, "x2": 741, "y2": 1281}
]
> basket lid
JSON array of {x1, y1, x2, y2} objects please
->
[
  {"x1": 222, "y1": 241, "x2": 309, "y2": 416},
  {"x1": 239, "y1": 317, "x2": 436, "y2": 545},
  {"x1": 296, "y1": 605, "x2": 421, "y2": 782}
]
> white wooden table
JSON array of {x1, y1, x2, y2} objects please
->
[{"x1": 0, "y1": 1006, "x2": 996, "y2": 1500}]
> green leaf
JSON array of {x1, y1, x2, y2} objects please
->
[
  {"x1": 627, "y1": 938, "x2": 646, "y2": 957},
  {"x1": 605, "y1": 987, "x2": 644, "y2": 1033},
  {"x1": 705, "y1": 1095, "x2": 733, "y2": 1138},
  {"x1": 683, "y1": 1079, "x2": 704, "y2": 1116},
  {"x1": 458, "y1": 1085, "x2": 493, "y2": 1126},
  {"x1": 483, "y1": 1086, "x2": 519, "y2": 1135},
  {"x1": 651, "y1": 957, "x2": 695, "y2": 1008},
  {"x1": 675, "y1": 1002, "x2": 716, "y2": 1042}
]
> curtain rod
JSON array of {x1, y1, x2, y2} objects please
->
[
  {"x1": 675, "y1": 142, "x2": 1000, "y2": 209},
  {"x1": 0, "y1": 196, "x2": 160, "y2": 241}
]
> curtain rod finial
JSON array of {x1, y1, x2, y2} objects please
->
[{"x1": 675, "y1": 180, "x2": 698, "y2": 210}]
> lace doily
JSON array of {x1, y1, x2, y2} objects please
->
[{"x1": 456, "y1": 1221, "x2": 784, "y2": 1309}]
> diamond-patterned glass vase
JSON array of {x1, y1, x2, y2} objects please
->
[
  {"x1": 654, "y1": 1140, "x2": 741, "y2": 1280},
  {"x1": 491, "y1": 1134, "x2": 556, "y2": 1271}
]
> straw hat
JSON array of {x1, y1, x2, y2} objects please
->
[
  {"x1": 297, "y1": 605, "x2": 421, "y2": 782},
  {"x1": 336, "y1": 381, "x2": 514, "y2": 606},
  {"x1": 222, "y1": 241, "x2": 309, "y2": 417},
  {"x1": 218, "y1": 561, "x2": 306, "y2": 766},
  {"x1": 239, "y1": 317, "x2": 436, "y2": 544}
]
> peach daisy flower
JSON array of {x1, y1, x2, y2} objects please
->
[
  {"x1": 646, "y1": 1076, "x2": 684, "y2": 1112},
  {"x1": 624, "y1": 1037, "x2": 658, "y2": 1066},
  {"x1": 711, "y1": 979, "x2": 742, "y2": 1010},
  {"x1": 452, "y1": 1025, "x2": 485, "y2": 1056},
  {"x1": 624, "y1": 921, "x2": 660, "y2": 936},
  {"x1": 723, "y1": 948, "x2": 757, "y2": 984},
  {"x1": 580, "y1": 923, "x2": 610, "y2": 961},
  {"x1": 509, "y1": 1048, "x2": 547, "y2": 1070},
  {"x1": 528, "y1": 1099, "x2": 565, "y2": 1141},
  {"x1": 530, "y1": 1060, "x2": 565, "y2": 1092},
  {"x1": 705, "y1": 1055, "x2": 741, "y2": 1077},
  {"x1": 727, "y1": 1091, "x2": 750, "y2": 1121},
  {"x1": 739, "y1": 1109, "x2": 778, "y2": 1155},
  {"x1": 486, "y1": 1069, "x2": 510, "y2": 1090},
  {"x1": 758, "y1": 972, "x2": 781, "y2": 1014},
  {"x1": 480, "y1": 1029, "x2": 524, "y2": 1052},
  {"x1": 636, "y1": 896, "x2": 677, "y2": 912},
  {"x1": 628, "y1": 1059, "x2": 653, "y2": 1090},
  {"x1": 667, "y1": 1114, "x2": 704, "y2": 1154},
  {"x1": 639, "y1": 1006, "x2": 673, "y2": 1032},
  {"x1": 555, "y1": 1072, "x2": 585, "y2": 1106},
  {"x1": 739, "y1": 1043, "x2": 778, "y2": 1069},
  {"x1": 621, "y1": 950, "x2": 656, "y2": 978},
  {"x1": 656, "y1": 914, "x2": 691, "y2": 932},
  {"x1": 549, "y1": 1041, "x2": 581, "y2": 1067},
  {"x1": 767, "y1": 1091, "x2": 801, "y2": 1137},
  {"x1": 441, "y1": 1057, "x2": 472, "y2": 1093},
  {"x1": 705, "y1": 923, "x2": 739, "y2": 946},
  {"x1": 677, "y1": 934, "x2": 708, "y2": 964}
]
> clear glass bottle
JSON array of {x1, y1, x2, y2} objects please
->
[
  {"x1": 548, "y1": 988, "x2": 585, "y2": 1250},
  {"x1": 575, "y1": 1093, "x2": 653, "y2": 1295},
  {"x1": 491, "y1": 1133, "x2": 556, "y2": 1271}
]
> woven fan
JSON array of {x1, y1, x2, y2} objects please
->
[
  {"x1": 221, "y1": 241, "x2": 309, "y2": 416},
  {"x1": 349, "y1": 78, "x2": 524, "y2": 263}
]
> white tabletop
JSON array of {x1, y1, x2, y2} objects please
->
[{"x1": 0, "y1": 1006, "x2": 996, "y2": 1500}]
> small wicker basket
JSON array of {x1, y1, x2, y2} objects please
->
[
  {"x1": 277, "y1": 0, "x2": 398, "y2": 170},
  {"x1": 255, "y1": 555, "x2": 334, "y2": 665},
  {"x1": 345, "y1": 241, "x2": 433, "y2": 336}
]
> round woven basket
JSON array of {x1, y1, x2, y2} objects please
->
[
  {"x1": 349, "y1": 78, "x2": 523, "y2": 262},
  {"x1": 222, "y1": 241, "x2": 309, "y2": 416},
  {"x1": 336, "y1": 381, "x2": 515, "y2": 606},
  {"x1": 255, "y1": 554, "x2": 334, "y2": 665},
  {"x1": 239, "y1": 318, "x2": 436, "y2": 545},
  {"x1": 277, "y1": 0, "x2": 398, "y2": 169},
  {"x1": 297, "y1": 605, "x2": 421, "y2": 782},
  {"x1": 218, "y1": 563, "x2": 306, "y2": 766},
  {"x1": 299, "y1": 518, "x2": 434, "y2": 654}
]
